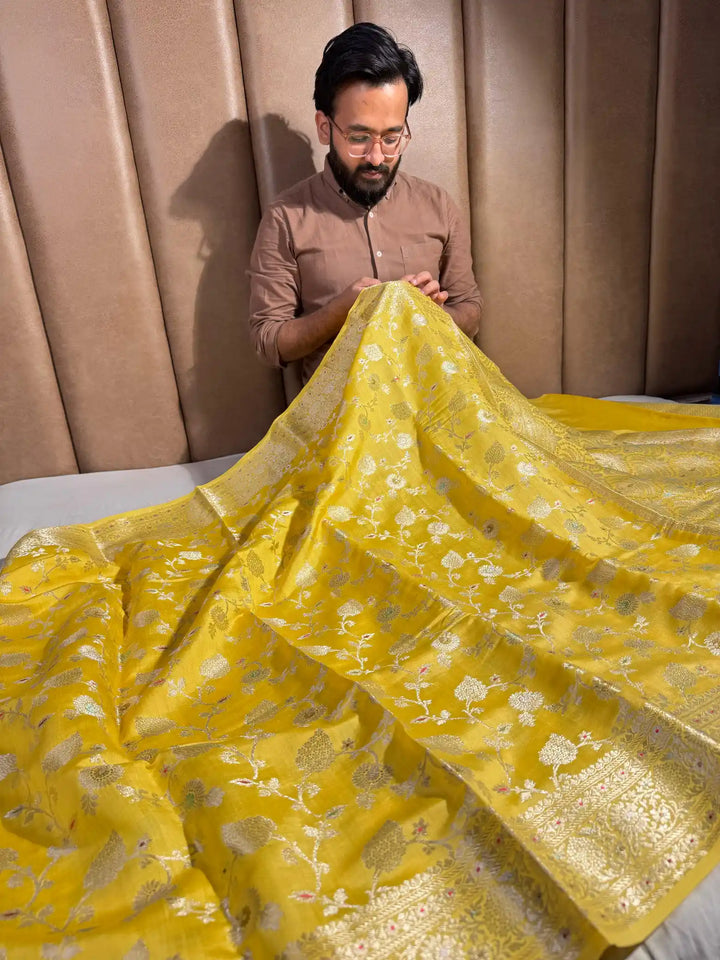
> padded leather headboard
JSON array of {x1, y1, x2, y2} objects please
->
[{"x1": 1, "y1": 0, "x2": 719, "y2": 484}]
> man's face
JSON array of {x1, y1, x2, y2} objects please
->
[{"x1": 316, "y1": 79, "x2": 409, "y2": 207}]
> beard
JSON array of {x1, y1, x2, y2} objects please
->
[{"x1": 327, "y1": 139, "x2": 401, "y2": 207}]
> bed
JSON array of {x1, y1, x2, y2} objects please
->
[{"x1": 0, "y1": 455, "x2": 242, "y2": 566}]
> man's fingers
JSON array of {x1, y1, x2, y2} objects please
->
[
  {"x1": 417, "y1": 280, "x2": 441, "y2": 299},
  {"x1": 401, "y1": 271, "x2": 432, "y2": 287},
  {"x1": 398, "y1": 271, "x2": 448, "y2": 304}
]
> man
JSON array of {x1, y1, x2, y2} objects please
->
[{"x1": 248, "y1": 22, "x2": 482, "y2": 385}]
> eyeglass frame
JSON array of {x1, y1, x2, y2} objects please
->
[{"x1": 327, "y1": 116, "x2": 412, "y2": 159}]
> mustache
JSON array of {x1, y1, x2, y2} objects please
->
[{"x1": 356, "y1": 162, "x2": 390, "y2": 175}]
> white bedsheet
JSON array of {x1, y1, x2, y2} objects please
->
[{"x1": 0, "y1": 454, "x2": 242, "y2": 561}]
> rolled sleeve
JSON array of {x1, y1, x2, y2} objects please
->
[
  {"x1": 248, "y1": 206, "x2": 300, "y2": 367},
  {"x1": 440, "y1": 193, "x2": 483, "y2": 313}
]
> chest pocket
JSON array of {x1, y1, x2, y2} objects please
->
[{"x1": 400, "y1": 239, "x2": 444, "y2": 279}]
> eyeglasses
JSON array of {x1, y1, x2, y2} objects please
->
[{"x1": 328, "y1": 117, "x2": 412, "y2": 159}]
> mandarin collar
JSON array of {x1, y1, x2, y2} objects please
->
[{"x1": 321, "y1": 155, "x2": 396, "y2": 209}]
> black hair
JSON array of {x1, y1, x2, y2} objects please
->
[{"x1": 313, "y1": 22, "x2": 423, "y2": 117}]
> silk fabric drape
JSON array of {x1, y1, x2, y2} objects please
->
[{"x1": 2, "y1": 283, "x2": 720, "y2": 959}]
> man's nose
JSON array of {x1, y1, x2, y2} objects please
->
[{"x1": 366, "y1": 140, "x2": 385, "y2": 166}]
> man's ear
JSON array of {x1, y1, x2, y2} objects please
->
[{"x1": 316, "y1": 111, "x2": 331, "y2": 146}]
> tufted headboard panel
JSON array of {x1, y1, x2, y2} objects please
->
[{"x1": 1, "y1": 0, "x2": 719, "y2": 484}]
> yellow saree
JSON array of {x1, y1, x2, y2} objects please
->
[{"x1": 2, "y1": 282, "x2": 720, "y2": 959}]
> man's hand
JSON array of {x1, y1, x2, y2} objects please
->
[
  {"x1": 276, "y1": 276, "x2": 380, "y2": 364},
  {"x1": 334, "y1": 276, "x2": 382, "y2": 316},
  {"x1": 401, "y1": 271, "x2": 449, "y2": 307},
  {"x1": 402, "y1": 271, "x2": 480, "y2": 338}
]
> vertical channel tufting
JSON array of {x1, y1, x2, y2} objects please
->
[
  {"x1": 1, "y1": 2, "x2": 720, "y2": 487},
  {"x1": 107, "y1": 0, "x2": 285, "y2": 461},
  {"x1": 233, "y1": 0, "x2": 352, "y2": 405},
  {"x1": 0, "y1": 0, "x2": 188, "y2": 473},
  {"x1": 563, "y1": 0, "x2": 659, "y2": 397},
  {"x1": 646, "y1": 0, "x2": 720, "y2": 397},
  {"x1": 233, "y1": 0, "x2": 353, "y2": 213},
  {"x1": 463, "y1": 0, "x2": 565, "y2": 397},
  {"x1": 0, "y1": 141, "x2": 78, "y2": 484},
  {"x1": 353, "y1": 0, "x2": 471, "y2": 212}
]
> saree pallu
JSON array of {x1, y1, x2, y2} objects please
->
[{"x1": 2, "y1": 282, "x2": 720, "y2": 960}]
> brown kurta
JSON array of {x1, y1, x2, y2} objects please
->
[{"x1": 249, "y1": 157, "x2": 482, "y2": 382}]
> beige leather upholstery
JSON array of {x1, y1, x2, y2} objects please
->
[
  {"x1": 0, "y1": 144, "x2": 78, "y2": 480},
  {"x1": 106, "y1": 0, "x2": 285, "y2": 461},
  {"x1": 234, "y1": 0, "x2": 351, "y2": 213},
  {"x1": 0, "y1": 0, "x2": 189, "y2": 474},
  {"x1": 646, "y1": 0, "x2": 720, "y2": 396},
  {"x1": 563, "y1": 0, "x2": 659, "y2": 397},
  {"x1": 1, "y1": 0, "x2": 719, "y2": 484},
  {"x1": 464, "y1": 0, "x2": 565, "y2": 397}
]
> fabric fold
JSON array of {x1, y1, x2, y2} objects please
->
[{"x1": 2, "y1": 282, "x2": 720, "y2": 958}]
